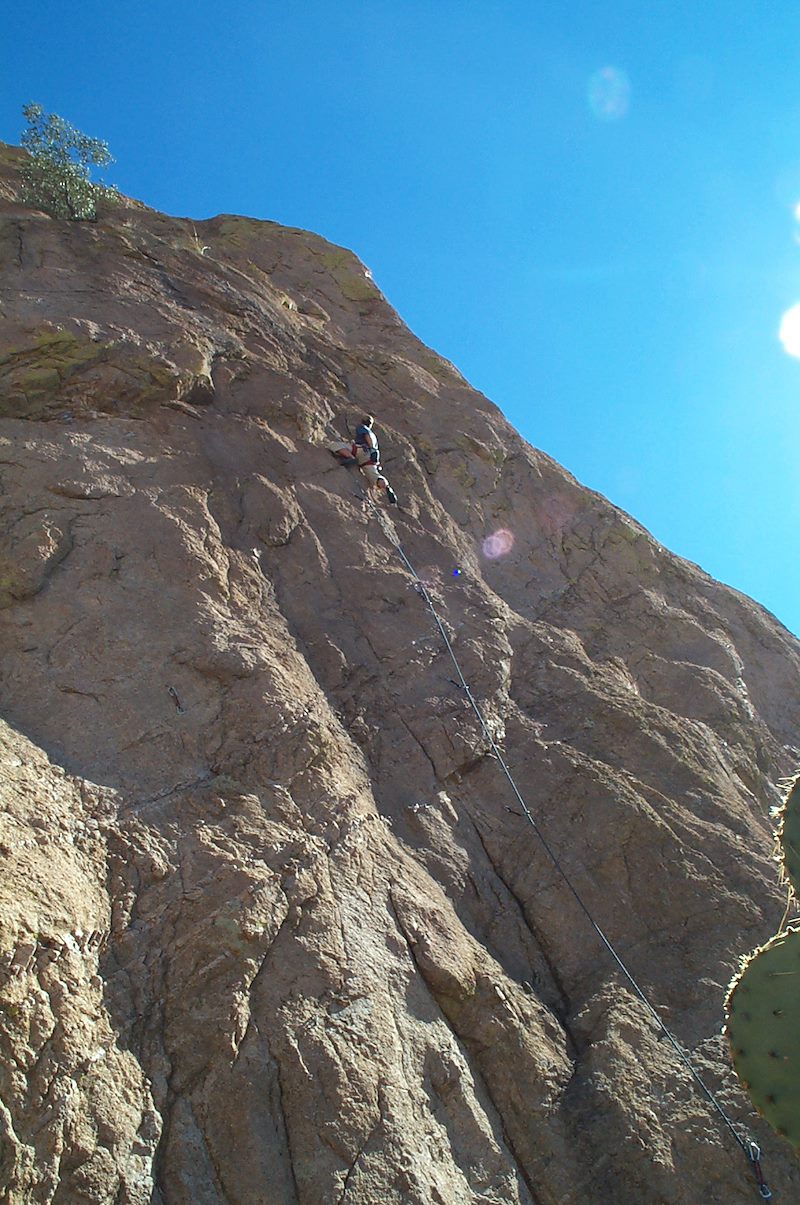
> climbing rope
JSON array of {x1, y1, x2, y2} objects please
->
[{"x1": 363, "y1": 498, "x2": 772, "y2": 1201}]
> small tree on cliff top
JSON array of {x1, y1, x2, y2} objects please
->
[{"x1": 20, "y1": 102, "x2": 118, "y2": 220}]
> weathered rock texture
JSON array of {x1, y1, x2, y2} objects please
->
[{"x1": 1, "y1": 139, "x2": 799, "y2": 1204}]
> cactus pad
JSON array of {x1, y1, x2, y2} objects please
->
[
  {"x1": 779, "y1": 777, "x2": 800, "y2": 899},
  {"x1": 726, "y1": 927, "x2": 800, "y2": 1152}
]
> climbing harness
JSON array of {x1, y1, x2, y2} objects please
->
[{"x1": 361, "y1": 496, "x2": 772, "y2": 1201}]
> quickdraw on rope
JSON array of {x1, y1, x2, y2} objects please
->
[
  {"x1": 748, "y1": 1143, "x2": 772, "y2": 1200},
  {"x1": 361, "y1": 497, "x2": 772, "y2": 1201}
]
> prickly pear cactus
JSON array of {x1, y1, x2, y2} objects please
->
[
  {"x1": 779, "y1": 776, "x2": 800, "y2": 897},
  {"x1": 727, "y1": 929, "x2": 800, "y2": 1149},
  {"x1": 726, "y1": 775, "x2": 800, "y2": 1151}
]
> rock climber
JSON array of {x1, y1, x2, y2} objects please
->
[
  {"x1": 327, "y1": 415, "x2": 398, "y2": 505},
  {"x1": 354, "y1": 415, "x2": 379, "y2": 462}
]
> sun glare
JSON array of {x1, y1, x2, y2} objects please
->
[
  {"x1": 779, "y1": 305, "x2": 800, "y2": 358},
  {"x1": 587, "y1": 67, "x2": 631, "y2": 121},
  {"x1": 482, "y1": 529, "x2": 514, "y2": 560}
]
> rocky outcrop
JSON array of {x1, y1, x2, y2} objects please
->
[{"x1": 1, "y1": 140, "x2": 799, "y2": 1203}]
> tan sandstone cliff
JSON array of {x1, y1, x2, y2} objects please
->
[{"x1": 1, "y1": 140, "x2": 799, "y2": 1204}]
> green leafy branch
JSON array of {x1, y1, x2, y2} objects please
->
[{"x1": 20, "y1": 102, "x2": 119, "y2": 221}]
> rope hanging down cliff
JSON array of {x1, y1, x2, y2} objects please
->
[{"x1": 363, "y1": 498, "x2": 772, "y2": 1202}]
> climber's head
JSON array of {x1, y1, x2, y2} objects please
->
[{"x1": 361, "y1": 415, "x2": 374, "y2": 428}]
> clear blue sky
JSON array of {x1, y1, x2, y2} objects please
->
[{"x1": 3, "y1": 2, "x2": 800, "y2": 636}]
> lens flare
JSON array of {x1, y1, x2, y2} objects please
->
[
  {"x1": 779, "y1": 305, "x2": 800, "y2": 357},
  {"x1": 482, "y1": 529, "x2": 514, "y2": 560},
  {"x1": 587, "y1": 67, "x2": 631, "y2": 121}
]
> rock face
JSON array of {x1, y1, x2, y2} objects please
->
[{"x1": 1, "y1": 140, "x2": 799, "y2": 1204}]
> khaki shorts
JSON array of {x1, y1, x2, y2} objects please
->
[{"x1": 361, "y1": 463, "x2": 381, "y2": 486}]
